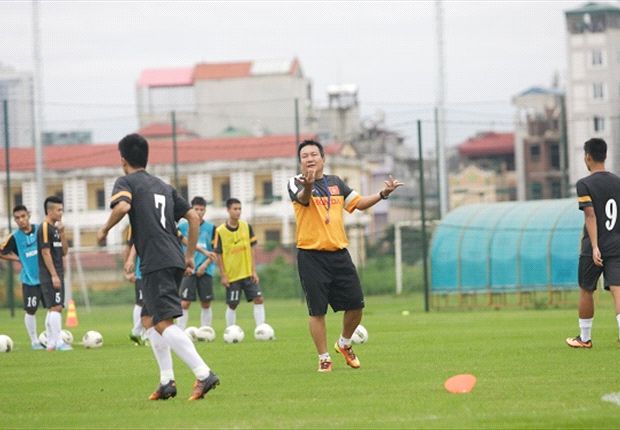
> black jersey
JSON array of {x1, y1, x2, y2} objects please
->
[
  {"x1": 37, "y1": 221, "x2": 64, "y2": 284},
  {"x1": 577, "y1": 171, "x2": 620, "y2": 256},
  {"x1": 110, "y1": 171, "x2": 190, "y2": 275}
]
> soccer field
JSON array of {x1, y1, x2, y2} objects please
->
[{"x1": 1, "y1": 295, "x2": 620, "y2": 428}]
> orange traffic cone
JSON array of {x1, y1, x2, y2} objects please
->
[{"x1": 66, "y1": 299, "x2": 78, "y2": 327}]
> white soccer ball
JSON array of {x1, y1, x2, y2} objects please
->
[
  {"x1": 61, "y1": 329, "x2": 74, "y2": 345},
  {"x1": 0, "y1": 335, "x2": 14, "y2": 352},
  {"x1": 38, "y1": 331, "x2": 48, "y2": 347},
  {"x1": 82, "y1": 330, "x2": 103, "y2": 348},
  {"x1": 223, "y1": 325, "x2": 244, "y2": 344},
  {"x1": 254, "y1": 323, "x2": 275, "y2": 341},
  {"x1": 196, "y1": 326, "x2": 216, "y2": 342},
  {"x1": 185, "y1": 326, "x2": 198, "y2": 342},
  {"x1": 351, "y1": 325, "x2": 368, "y2": 344}
]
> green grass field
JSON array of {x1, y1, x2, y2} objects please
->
[{"x1": 1, "y1": 295, "x2": 620, "y2": 428}]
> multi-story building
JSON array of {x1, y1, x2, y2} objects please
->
[
  {"x1": 451, "y1": 131, "x2": 516, "y2": 208},
  {"x1": 0, "y1": 64, "x2": 34, "y2": 148},
  {"x1": 0, "y1": 134, "x2": 370, "y2": 265},
  {"x1": 513, "y1": 86, "x2": 568, "y2": 200},
  {"x1": 565, "y1": 2, "x2": 620, "y2": 184},
  {"x1": 136, "y1": 58, "x2": 313, "y2": 138},
  {"x1": 42, "y1": 130, "x2": 92, "y2": 146}
]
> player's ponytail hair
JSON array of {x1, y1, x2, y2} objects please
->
[
  {"x1": 118, "y1": 133, "x2": 149, "y2": 168},
  {"x1": 584, "y1": 138, "x2": 607, "y2": 162}
]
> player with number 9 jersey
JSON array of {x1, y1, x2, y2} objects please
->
[{"x1": 577, "y1": 172, "x2": 620, "y2": 259}]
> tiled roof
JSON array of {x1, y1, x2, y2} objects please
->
[
  {"x1": 193, "y1": 62, "x2": 252, "y2": 80},
  {"x1": 0, "y1": 134, "x2": 327, "y2": 172},
  {"x1": 458, "y1": 132, "x2": 514, "y2": 157},
  {"x1": 137, "y1": 67, "x2": 194, "y2": 87},
  {"x1": 137, "y1": 123, "x2": 198, "y2": 138}
]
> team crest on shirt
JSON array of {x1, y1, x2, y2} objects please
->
[{"x1": 328, "y1": 185, "x2": 340, "y2": 195}]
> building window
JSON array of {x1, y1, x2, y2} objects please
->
[
  {"x1": 529, "y1": 145, "x2": 541, "y2": 162},
  {"x1": 592, "y1": 48, "x2": 604, "y2": 66},
  {"x1": 530, "y1": 182, "x2": 542, "y2": 200},
  {"x1": 550, "y1": 181, "x2": 562, "y2": 199},
  {"x1": 593, "y1": 116, "x2": 606, "y2": 133},
  {"x1": 96, "y1": 189, "x2": 105, "y2": 210},
  {"x1": 265, "y1": 229, "x2": 281, "y2": 243},
  {"x1": 220, "y1": 182, "x2": 230, "y2": 204},
  {"x1": 549, "y1": 143, "x2": 560, "y2": 169},
  {"x1": 592, "y1": 82, "x2": 605, "y2": 99},
  {"x1": 13, "y1": 192, "x2": 22, "y2": 207},
  {"x1": 262, "y1": 181, "x2": 273, "y2": 203}
]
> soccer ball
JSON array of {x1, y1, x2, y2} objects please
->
[
  {"x1": 254, "y1": 323, "x2": 275, "y2": 341},
  {"x1": 38, "y1": 331, "x2": 48, "y2": 347},
  {"x1": 0, "y1": 335, "x2": 14, "y2": 352},
  {"x1": 351, "y1": 325, "x2": 368, "y2": 344},
  {"x1": 61, "y1": 329, "x2": 74, "y2": 345},
  {"x1": 223, "y1": 325, "x2": 244, "y2": 344},
  {"x1": 82, "y1": 330, "x2": 103, "y2": 348},
  {"x1": 196, "y1": 326, "x2": 216, "y2": 342},
  {"x1": 185, "y1": 326, "x2": 198, "y2": 342}
]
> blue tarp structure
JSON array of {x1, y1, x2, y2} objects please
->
[{"x1": 430, "y1": 199, "x2": 583, "y2": 293}]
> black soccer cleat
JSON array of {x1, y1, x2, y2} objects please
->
[
  {"x1": 188, "y1": 372, "x2": 220, "y2": 400},
  {"x1": 148, "y1": 380, "x2": 177, "y2": 400}
]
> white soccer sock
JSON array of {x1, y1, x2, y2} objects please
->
[
  {"x1": 579, "y1": 317, "x2": 593, "y2": 342},
  {"x1": 24, "y1": 313, "x2": 38, "y2": 344},
  {"x1": 319, "y1": 352, "x2": 331, "y2": 361},
  {"x1": 253, "y1": 303, "x2": 265, "y2": 326},
  {"x1": 162, "y1": 324, "x2": 210, "y2": 380},
  {"x1": 338, "y1": 335, "x2": 352, "y2": 348},
  {"x1": 44, "y1": 311, "x2": 50, "y2": 344},
  {"x1": 616, "y1": 314, "x2": 620, "y2": 339},
  {"x1": 201, "y1": 308, "x2": 212, "y2": 327},
  {"x1": 176, "y1": 309, "x2": 189, "y2": 329},
  {"x1": 146, "y1": 327, "x2": 174, "y2": 384},
  {"x1": 132, "y1": 305, "x2": 143, "y2": 336},
  {"x1": 226, "y1": 307, "x2": 236, "y2": 327},
  {"x1": 48, "y1": 311, "x2": 62, "y2": 348}
]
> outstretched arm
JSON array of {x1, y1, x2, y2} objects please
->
[
  {"x1": 584, "y1": 206, "x2": 602, "y2": 266},
  {"x1": 355, "y1": 176, "x2": 404, "y2": 211},
  {"x1": 97, "y1": 201, "x2": 131, "y2": 245}
]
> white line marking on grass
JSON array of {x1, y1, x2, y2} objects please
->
[{"x1": 602, "y1": 392, "x2": 620, "y2": 406}]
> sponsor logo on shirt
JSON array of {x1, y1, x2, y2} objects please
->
[
  {"x1": 53, "y1": 241, "x2": 62, "y2": 247},
  {"x1": 25, "y1": 249, "x2": 38, "y2": 258}
]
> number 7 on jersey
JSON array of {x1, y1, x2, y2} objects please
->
[{"x1": 154, "y1": 193, "x2": 166, "y2": 229}]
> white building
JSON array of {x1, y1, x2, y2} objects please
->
[
  {"x1": 136, "y1": 58, "x2": 313, "y2": 138},
  {"x1": 565, "y1": 2, "x2": 620, "y2": 184},
  {"x1": 0, "y1": 64, "x2": 34, "y2": 148}
]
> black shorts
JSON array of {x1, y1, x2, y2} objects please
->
[
  {"x1": 226, "y1": 277, "x2": 262, "y2": 306},
  {"x1": 41, "y1": 280, "x2": 65, "y2": 309},
  {"x1": 141, "y1": 268, "x2": 184, "y2": 325},
  {"x1": 297, "y1": 248, "x2": 365, "y2": 316},
  {"x1": 22, "y1": 284, "x2": 43, "y2": 313},
  {"x1": 579, "y1": 255, "x2": 620, "y2": 291},
  {"x1": 134, "y1": 278, "x2": 144, "y2": 306},
  {"x1": 180, "y1": 274, "x2": 214, "y2": 302}
]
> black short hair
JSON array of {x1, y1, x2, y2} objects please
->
[
  {"x1": 44, "y1": 196, "x2": 63, "y2": 215},
  {"x1": 191, "y1": 196, "x2": 207, "y2": 207},
  {"x1": 226, "y1": 198, "x2": 241, "y2": 209},
  {"x1": 118, "y1": 133, "x2": 149, "y2": 168},
  {"x1": 297, "y1": 139, "x2": 324, "y2": 161},
  {"x1": 584, "y1": 138, "x2": 607, "y2": 162},
  {"x1": 12, "y1": 205, "x2": 28, "y2": 214}
]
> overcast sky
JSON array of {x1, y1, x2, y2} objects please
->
[{"x1": 0, "y1": 0, "x2": 587, "y2": 149}]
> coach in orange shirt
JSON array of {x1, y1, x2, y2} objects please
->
[{"x1": 288, "y1": 139, "x2": 403, "y2": 372}]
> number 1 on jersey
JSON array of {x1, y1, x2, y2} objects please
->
[{"x1": 154, "y1": 194, "x2": 166, "y2": 229}]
